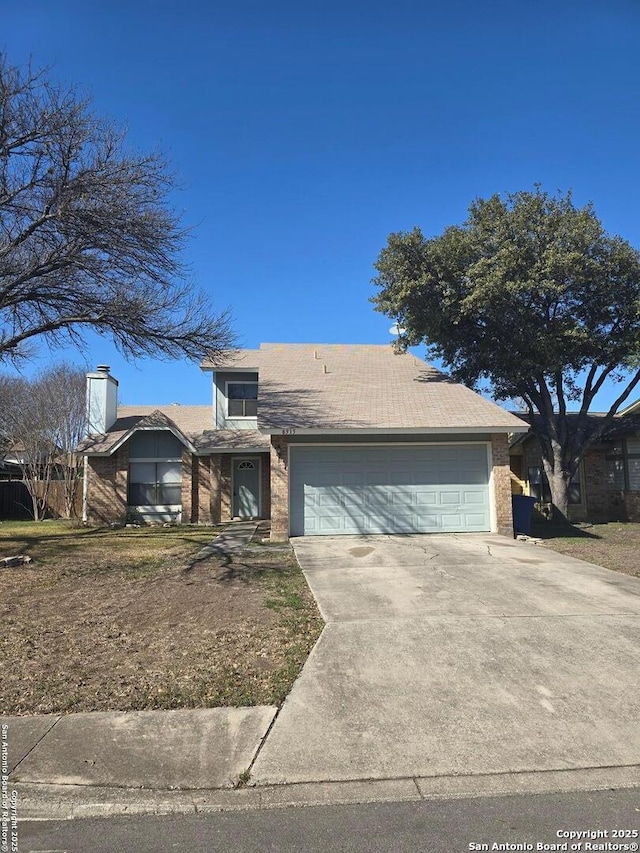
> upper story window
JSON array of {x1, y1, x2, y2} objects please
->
[{"x1": 227, "y1": 382, "x2": 258, "y2": 418}]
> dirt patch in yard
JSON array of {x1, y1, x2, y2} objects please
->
[
  {"x1": 534, "y1": 521, "x2": 640, "y2": 578},
  {"x1": 0, "y1": 521, "x2": 323, "y2": 714}
]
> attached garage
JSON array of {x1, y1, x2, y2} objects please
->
[{"x1": 289, "y1": 444, "x2": 491, "y2": 536}]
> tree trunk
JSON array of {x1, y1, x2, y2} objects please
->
[
  {"x1": 541, "y1": 451, "x2": 572, "y2": 523},
  {"x1": 547, "y1": 468, "x2": 571, "y2": 522}
]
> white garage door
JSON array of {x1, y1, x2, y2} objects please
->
[{"x1": 289, "y1": 445, "x2": 490, "y2": 536}]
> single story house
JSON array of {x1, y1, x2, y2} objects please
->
[
  {"x1": 509, "y1": 399, "x2": 640, "y2": 523},
  {"x1": 79, "y1": 344, "x2": 529, "y2": 539}
]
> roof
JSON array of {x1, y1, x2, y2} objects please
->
[
  {"x1": 205, "y1": 343, "x2": 528, "y2": 433},
  {"x1": 79, "y1": 406, "x2": 269, "y2": 456},
  {"x1": 509, "y1": 411, "x2": 640, "y2": 449},
  {"x1": 620, "y1": 398, "x2": 640, "y2": 417},
  {"x1": 601, "y1": 412, "x2": 640, "y2": 441},
  {"x1": 82, "y1": 343, "x2": 528, "y2": 457}
]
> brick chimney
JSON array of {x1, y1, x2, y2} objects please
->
[{"x1": 86, "y1": 365, "x2": 119, "y2": 435}]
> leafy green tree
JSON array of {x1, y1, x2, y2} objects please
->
[{"x1": 372, "y1": 188, "x2": 640, "y2": 519}]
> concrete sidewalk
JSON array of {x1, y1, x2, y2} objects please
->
[
  {"x1": 4, "y1": 707, "x2": 639, "y2": 820},
  {"x1": 4, "y1": 708, "x2": 276, "y2": 791}
]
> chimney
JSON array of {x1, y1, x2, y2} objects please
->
[{"x1": 86, "y1": 365, "x2": 119, "y2": 435}]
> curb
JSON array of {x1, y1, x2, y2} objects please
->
[{"x1": 15, "y1": 765, "x2": 640, "y2": 821}]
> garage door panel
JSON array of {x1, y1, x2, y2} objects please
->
[
  {"x1": 415, "y1": 490, "x2": 438, "y2": 506},
  {"x1": 464, "y1": 512, "x2": 489, "y2": 526},
  {"x1": 318, "y1": 515, "x2": 342, "y2": 532},
  {"x1": 290, "y1": 445, "x2": 490, "y2": 536},
  {"x1": 389, "y1": 489, "x2": 416, "y2": 507},
  {"x1": 441, "y1": 490, "x2": 464, "y2": 505},
  {"x1": 366, "y1": 493, "x2": 393, "y2": 509},
  {"x1": 343, "y1": 515, "x2": 368, "y2": 533},
  {"x1": 316, "y1": 492, "x2": 343, "y2": 508},
  {"x1": 464, "y1": 491, "x2": 487, "y2": 505},
  {"x1": 440, "y1": 514, "x2": 464, "y2": 530}
]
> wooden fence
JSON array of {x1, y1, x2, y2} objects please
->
[{"x1": 0, "y1": 480, "x2": 83, "y2": 520}]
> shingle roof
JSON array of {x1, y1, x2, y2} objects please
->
[
  {"x1": 79, "y1": 405, "x2": 269, "y2": 455},
  {"x1": 205, "y1": 343, "x2": 528, "y2": 432},
  {"x1": 508, "y1": 411, "x2": 640, "y2": 449},
  {"x1": 83, "y1": 343, "x2": 527, "y2": 456}
]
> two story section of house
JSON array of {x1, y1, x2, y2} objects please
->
[{"x1": 80, "y1": 344, "x2": 528, "y2": 538}]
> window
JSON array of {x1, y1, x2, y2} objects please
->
[
  {"x1": 127, "y1": 429, "x2": 184, "y2": 507},
  {"x1": 128, "y1": 430, "x2": 184, "y2": 458},
  {"x1": 227, "y1": 382, "x2": 258, "y2": 417},
  {"x1": 607, "y1": 436, "x2": 640, "y2": 491},
  {"x1": 129, "y1": 461, "x2": 181, "y2": 506},
  {"x1": 527, "y1": 466, "x2": 582, "y2": 505},
  {"x1": 606, "y1": 457, "x2": 626, "y2": 490}
]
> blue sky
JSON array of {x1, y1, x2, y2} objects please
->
[{"x1": 4, "y1": 0, "x2": 640, "y2": 409}]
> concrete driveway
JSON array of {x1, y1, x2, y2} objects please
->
[{"x1": 251, "y1": 533, "x2": 640, "y2": 786}]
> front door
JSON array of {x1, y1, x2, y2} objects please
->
[{"x1": 232, "y1": 458, "x2": 260, "y2": 518}]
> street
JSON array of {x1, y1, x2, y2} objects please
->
[{"x1": 19, "y1": 787, "x2": 640, "y2": 853}]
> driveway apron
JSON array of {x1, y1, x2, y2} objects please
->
[{"x1": 251, "y1": 533, "x2": 640, "y2": 785}]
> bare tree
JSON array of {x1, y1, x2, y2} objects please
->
[
  {"x1": 0, "y1": 56, "x2": 235, "y2": 364},
  {"x1": 0, "y1": 364, "x2": 87, "y2": 519},
  {"x1": 41, "y1": 364, "x2": 87, "y2": 517},
  {"x1": 0, "y1": 373, "x2": 56, "y2": 520}
]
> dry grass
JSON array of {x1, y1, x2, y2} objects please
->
[
  {"x1": 534, "y1": 521, "x2": 640, "y2": 578},
  {"x1": 0, "y1": 521, "x2": 323, "y2": 714}
]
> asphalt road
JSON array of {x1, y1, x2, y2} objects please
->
[{"x1": 19, "y1": 788, "x2": 640, "y2": 853}]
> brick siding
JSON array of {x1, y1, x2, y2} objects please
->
[
  {"x1": 180, "y1": 449, "x2": 193, "y2": 523},
  {"x1": 608, "y1": 490, "x2": 640, "y2": 522},
  {"x1": 196, "y1": 456, "x2": 212, "y2": 524},
  {"x1": 260, "y1": 454, "x2": 271, "y2": 521},
  {"x1": 622, "y1": 491, "x2": 640, "y2": 521},
  {"x1": 491, "y1": 434, "x2": 514, "y2": 536},
  {"x1": 86, "y1": 447, "x2": 129, "y2": 524},
  {"x1": 209, "y1": 455, "x2": 222, "y2": 523},
  {"x1": 220, "y1": 455, "x2": 232, "y2": 521},
  {"x1": 270, "y1": 436, "x2": 289, "y2": 540},
  {"x1": 514, "y1": 440, "x2": 640, "y2": 523}
]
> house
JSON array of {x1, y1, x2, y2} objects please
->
[
  {"x1": 79, "y1": 344, "x2": 529, "y2": 538},
  {"x1": 509, "y1": 399, "x2": 640, "y2": 523}
]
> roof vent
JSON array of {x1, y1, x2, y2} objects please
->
[
  {"x1": 96, "y1": 364, "x2": 110, "y2": 374},
  {"x1": 323, "y1": 364, "x2": 328, "y2": 374},
  {"x1": 313, "y1": 350, "x2": 319, "y2": 359}
]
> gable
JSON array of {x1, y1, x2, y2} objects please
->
[{"x1": 126, "y1": 430, "x2": 185, "y2": 458}]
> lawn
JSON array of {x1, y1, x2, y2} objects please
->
[
  {"x1": 534, "y1": 520, "x2": 640, "y2": 578},
  {"x1": 0, "y1": 521, "x2": 323, "y2": 715}
]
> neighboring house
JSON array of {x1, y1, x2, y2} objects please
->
[
  {"x1": 0, "y1": 453, "x2": 23, "y2": 481},
  {"x1": 79, "y1": 344, "x2": 528, "y2": 539},
  {"x1": 509, "y1": 399, "x2": 640, "y2": 523}
]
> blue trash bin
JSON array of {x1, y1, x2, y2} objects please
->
[{"x1": 512, "y1": 495, "x2": 538, "y2": 535}]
